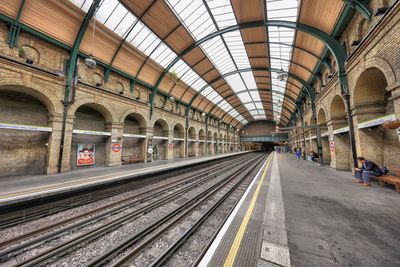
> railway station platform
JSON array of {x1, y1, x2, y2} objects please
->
[
  {"x1": 0, "y1": 151, "x2": 249, "y2": 207},
  {"x1": 200, "y1": 152, "x2": 400, "y2": 267}
]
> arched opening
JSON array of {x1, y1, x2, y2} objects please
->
[
  {"x1": 207, "y1": 131, "x2": 213, "y2": 155},
  {"x1": 72, "y1": 104, "x2": 112, "y2": 169},
  {"x1": 187, "y1": 126, "x2": 197, "y2": 157},
  {"x1": 152, "y1": 119, "x2": 169, "y2": 160},
  {"x1": 214, "y1": 132, "x2": 218, "y2": 154},
  {"x1": 122, "y1": 113, "x2": 147, "y2": 165},
  {"x1": 173, "y1": 123, "x2": 185, "y2": 158},
  {"x1": 0, "y1": 90, "x2": 51, "y2": 176},
  {"x1": 317, "y1": 108, "x2": 331, "y2": 165},
  {"x1": 330, "y1": 95, "x2": 351, "y2": 170},
  {"x1": 198, "y1": 129, "x2": 206, "y2": 156},
  {"x1": 353, "y1": 67, "x2": 397, "y2": 167}
]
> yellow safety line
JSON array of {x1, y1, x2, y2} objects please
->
[{"x1": 223, "y1": 153, "x2": 273, "y2": 267}]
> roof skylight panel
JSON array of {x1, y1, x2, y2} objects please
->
[
  {"x1": 266, "y1": 0, "x2": 299, "y2": 121},
  {"x1": 225, "y1": 74, "x2": 246, "y2": 93},
  {"x1": 70, "y1": 0, "x2": 92, "y2": 12},
  {"x1": 206, "y1": 0, "x2": 237, "y2": 29},
  {"x1": 245, "y1": 103, "x2": 257, "y2": 111},
  {"x1": 237, "y1": 92, "x2": 253, "y2": 103},
  {"x1": 255, "y1": 102, "x2": 264, "y2": 109}
]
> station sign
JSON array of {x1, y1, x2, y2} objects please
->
[
  {"x1": 111, "y1": 143, "x2": 121, "y2": 152},
  {"x1": 358, "y1": 113, "x2": 396, "y2": 129},
  {"x1": 0, "y1": 123, "x2": 52, "y2": 132}
]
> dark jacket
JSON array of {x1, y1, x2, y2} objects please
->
[{"x1": 361, "y1": 160, "x2": 383, "y2": 176}]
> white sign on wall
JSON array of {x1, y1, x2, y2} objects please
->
[{"x1": 0, "y1": 123, "x2": 52, "y2": 132}]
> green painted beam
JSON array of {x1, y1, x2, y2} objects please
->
[
  {"x1": 342, "y1": 0, "x2": 372, "y2": 20},
  {"x1": 149, "y1": 20, "x2": 348, "y2": 118},
  {"x1": 65, "y1": 0, "x2": 100, "y2": 104},
  {"x1": 187, "y1": 67, "x2": 315, "y2": 120},
  {"x1": 227, "y1": 109, "x2": 290, "y2": 125},
  {"x1": 198, "y1": 80, "x2": 303, "y2": 113},
  {"x1": 7, "y1": 0, "x2": 25, "y2": 47}
]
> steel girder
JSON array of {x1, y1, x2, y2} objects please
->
[
  {"x1": 220, "y1": 100, "x2": 295, "y2": 121},
  {"x1": 208, "y1": 89, "x2": 298, "y2": 118},
  {"x1": 342, "y1": 0, "x2": 372, "y2": 20},
  {"x1": 229, "y1": 109, "x2": 290, "y2": 125},
  {"x1": 200, "y1": 80, "x2": 303, "y2": 114},
  {"x1": 188, "y1": 67, "x2": 315, "y2": 119},
  {"x1": 247, "y1": 41, "x2": 332, "y2": 71},
  {"x1": 7, "y1": 0, "x2": 25, "y2": 47},
  {"x1": 149, "y1": 20, "x2": 348, "y2": 126}
]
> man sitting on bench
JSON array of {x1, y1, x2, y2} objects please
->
[{"x1": 354, "y1": 156, "x2": 384, "y2": 186}]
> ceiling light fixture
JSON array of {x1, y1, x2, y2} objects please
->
[{"x1": 85, "y1": 15, "x2": 97, "y2": 69}]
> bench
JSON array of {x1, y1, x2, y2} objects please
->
[
  {"x1": 377, "y1": 167, "x2": 400, "y2": 193},
  {"x1": 121, "y1": 154, "x2": 142, "y2": 165}
]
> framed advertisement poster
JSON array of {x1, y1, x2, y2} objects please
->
[{"x1": 77, "y1": 143, "x2": 95, "y2": 166}]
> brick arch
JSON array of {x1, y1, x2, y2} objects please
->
[
  {"x1": 198, "y1": 128, "x2": 206, "y2": 140},
  {"x1": 350, "y1": 57, "x2": 397, "y2": 105},
  {"x1": 0, "y1": 78, "x2": 63, "y2": 114},
  {"x1": 329, "y1": 94, "x2": 347, "y2": 120},
  {"x1": 187, "y1": 126, "x2": 197, "y2": 139},
  {"x1": 69, "y1": 98, "x2": 117, "y2": 123},
  {"x1": 317, "y1": 105, "x2": 328, "y2": 124},
  {"x1": 172, "y1": 122, "x2": 185, "y2": 136},
  {"x1": 119, "y1": 108, "x2": 149, "y2": 128},
  {"x1": 152, "y1": 117, "x2": 170, "y2": 132}
]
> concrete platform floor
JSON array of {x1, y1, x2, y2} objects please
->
[
  {"x1": 278, "y1": 153, "x2": 400, "y2": 267},
  {"x1": 0, "y1": 152, "x2": 247, "y2": 205}
]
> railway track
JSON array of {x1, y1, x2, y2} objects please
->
[
  {"x1": 0, "y1": 154, "x2": 244, "y2": 229},
  {"x1": 0, "y1": 153, "x2": 264, "y2": 266},
  {"x1": 99, "y1": 154, "x2": 268, "y2": 267}
]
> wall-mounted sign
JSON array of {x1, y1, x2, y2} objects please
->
[
  {"x1": 111, "y1": 143, "x2": 121, "y2": 152},
  {"x1": 77, "y1": 144, "x2": 95, "y2": 166},
  {"x1": 329, "y1": 140, "x2": 335, "y2": 153},
  {"x1": 358, "y1": 113, "x2": 396, "y2": 129},
  {"x1": 73, "y1": 129, "x2": 111, "y2": 136},
  {"x1": 168, "y1": 143, "x2": 174, "y2": 150},
  {"x1": 0, "y1": 123, "x2": 52, "y2": 132}
]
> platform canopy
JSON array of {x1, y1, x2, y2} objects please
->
[{"x1": 0, "y1": 0, "x2": 358, "y2": 127}]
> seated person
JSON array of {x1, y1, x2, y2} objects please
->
[
  {"x1": 354, "y1": 156, "x2": 384, "y2": 186},
  {"x1": 311, "y1": 151, "x2": 319, "y2": 162}
]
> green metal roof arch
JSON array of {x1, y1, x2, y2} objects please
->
[
  {"x1": 342, "y1": 0, "x2": 372, "y2": 20},
  {"x1": 199, "y1": 80, "x2": 303, "y2": 114},
  {"x1": 187, "y1": 67, "x2": 315, "y2": 120},
  {"x1": 227, "y1": 109, "x2": 290, "y2": 126},
  {"x1": 206, "y1": 88, "x2": 298, "y2": 119},
  {"x1": 149, "y1": 20, "x2": 348, "y2": 118},
  {"x1": 220, "y1": 100, "x2": 296, "y2": 121}
]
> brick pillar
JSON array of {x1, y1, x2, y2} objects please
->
[
  {"x1": 140, "y1": 127, "x2": 152, "y2": 163},
  {"x1": 166, "y1": 132, "x2": 174, "y2": 160},
  {"x1": 105, "y1": 123, "x2": 123, "y2": 167},
  {"x1": 329, "y1": 118, "x2": 351, "y2": 170},
  {"x1": 46, "y1": 113, "x2": 63, "y2": 174},
  {"x1": 60, "y1": 115, "x2": 75, "y2": 172}
]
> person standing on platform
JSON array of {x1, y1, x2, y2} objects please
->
[{"x1": 354, "y1": 156, "x2": 383, "y2": 186}]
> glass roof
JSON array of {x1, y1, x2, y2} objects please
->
[
  {"x1": 69, "y1": 0, "x2": 244, "y2": 125},
  {"x1": 167, "y1": 0, "x2": 264, "y2": 120},
  {"x1": 69, "y1": 0, "x2": 304, "y2": 125},
  {"x1": 266, "y1": 0, "x2": 299, "y2": 122}
]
